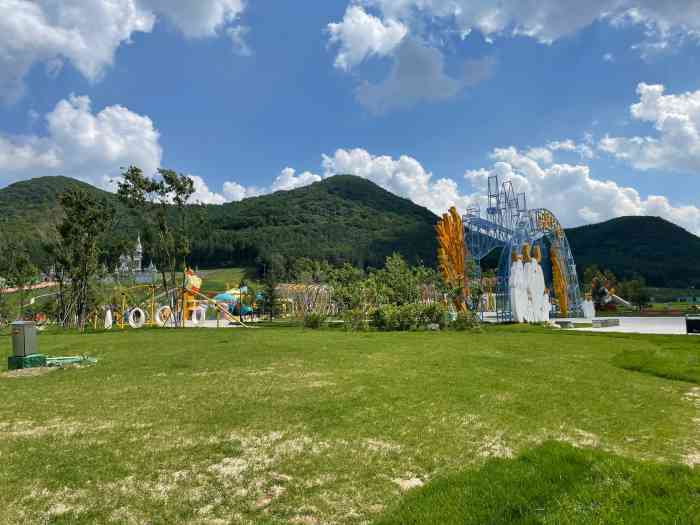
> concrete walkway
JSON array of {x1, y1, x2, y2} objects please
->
[{"x1": 570, "y1": 317, "x2": 689, "y2": 335}]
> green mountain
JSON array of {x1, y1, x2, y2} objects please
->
[
  {"x1": 0, "y1": 175, "x2": 438, "y2": 270},
  {"x1": 566, "y1": 216, "x2": 700, "y2": 288},
  {"x1": 1, "y1": 175, "x2": 699, "y2": 287},
  {"x1": 191, "y1": 175, "x2": 438, "y2": 269},
  {"x1": 0, "y1": 176, "x2": 117, "y2": 236}
]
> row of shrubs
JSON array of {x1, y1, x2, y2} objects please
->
[
  {"x1": 371, "y1": 303, "x2": 447, "y2": 331},
  {"x1": 303, "y1": 303, "x2": 480, "y2": 332}
]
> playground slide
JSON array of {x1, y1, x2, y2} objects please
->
[
  {"x1": 189, "y1": 289, "x2": 250, "y2": 328},
  {"x1": 611, "y1": 294, "x2": 632, "y2": 308}
]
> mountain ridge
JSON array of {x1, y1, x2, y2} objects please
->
[{"x1": 1, "y1": 175, "x2": 699, "y2": 287}]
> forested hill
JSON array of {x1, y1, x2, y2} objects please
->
[
  {"x1": 1, "y1": 175, "x2": 700, "y2": 286},
  {"x1": 566, "y1": 216, "x2": 700, "y2": 288},
  {"x1": 0, "y1": 175, "x2": 439, "y2": 270},
  {"x1": 0, "y1": 176, "x2": 120, "y2": 239},
  {"x1": 192, "y1": 175, "x2": 439, "y2": 268}
]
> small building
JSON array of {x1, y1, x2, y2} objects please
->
[
  {"x1": 117, "y1": 235, "x2": 143, "y2": 273},
  {"x1": 115, "y1": 235, "x2": 158, "y2": 283}
]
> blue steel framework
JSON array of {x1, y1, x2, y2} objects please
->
[{"x1": 464, "y1": 175, "x2": 583, "y2": 322}]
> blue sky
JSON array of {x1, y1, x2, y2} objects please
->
[{"x1": 1, "y1": 1, "x2": 700, "y2": 233}]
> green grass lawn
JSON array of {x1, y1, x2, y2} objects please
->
[
  {"x1": 613, "y1": 343, "x2": 700, "y2": 384},
  {"x1": 1, "y1": 326, "x2": 699, "y2": 523},
  {"x1": 198, "y1": 267, "x2": 257, "y2": 294},
  {"x1": 376, "y1": 441, "x2": 700, "y2": 525}
]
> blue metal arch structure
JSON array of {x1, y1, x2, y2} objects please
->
[{"x1": 464, "y1": 175, "x2": 583, "y2": 321}]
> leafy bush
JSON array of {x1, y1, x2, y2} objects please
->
[
  {"x1": 370, "y1": 304, "x2": 398, "y2": 331},
  {"x1": 371, "y1": 303, "x2": 449, "y2": 331},
  {"x1": 342, "y1": 307, "x2": 369, "y2": 331},
  {"x1": 303, "y1": 312, "x2": 326, "y2": 329},
  {"x1": 395, "y1": 303, "x2": 423, "y2": 331},
  {"x1": 420, "y1": 302, "x2": 448, "y2": 328},
  {"x1": 451, "y1": 310, "x2": 481, "y2": 331}
]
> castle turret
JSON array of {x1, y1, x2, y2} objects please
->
[{"x1": 134, "y1": 234, "x2": 143, "y2": 272}]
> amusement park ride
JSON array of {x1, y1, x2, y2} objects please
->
[{"x1": 462, "y1": 174, "x2": 583, "y2": 322}]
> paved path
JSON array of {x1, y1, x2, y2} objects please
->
[
  {"x1": 570, "y1": 317, "x2": 688, "y2": 335},
  {"x1": 0, "y1": 281, "x2": 57, "y2": 294}
]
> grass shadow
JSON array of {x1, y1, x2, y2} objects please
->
[
  {"x1": 613, "y1": 345, "x2": 700, "y2": 384},
  {"x1": 374, "y1": 441, "x2": 700, "y2": 525}
]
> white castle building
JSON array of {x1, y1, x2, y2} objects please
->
[
  {"x1": 116, "y1": 235, "x2": 157, "y2": 282},
  {"x1": 117, "y1": 235, "x2": 143, "y2": 273}
]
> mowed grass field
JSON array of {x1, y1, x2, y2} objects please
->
[
  {"x1": 198, "y1": 268, "x2": 256, "y2": 294},
  {"x1": 1, "y1": 326, "x2": 699, "y2": 524}
]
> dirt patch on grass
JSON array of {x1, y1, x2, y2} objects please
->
[
  {"x1": 306, "y1": 380, "x2": 335, "y2": 388},
  {"x1": 683, "y1": 388, "x2": 700, "y2": 467},
  {"x1": 478, "y1": 433, "x2": 514, "y2": 458},
  {"x1": 289, "y1": 515, "x2": 320, "y2": 525},
  {"x1": 393, "y1": 477, "x2": 424, "y2": 491},
  {"x1": 1, "y1": 367, "x2": 57, "y2": 378},
  {"x1": 556, "y1": 428, "x2": 601, "y2": 448},
  {"x1": 0, "y1": 418, "x2": 116, "y2": 442},
  {"x1": 684, "y1": 387, "x2": 700, "y2": 403},
  {"x1": 365, "y1": 439, "x2": 402, "y2": 454}
]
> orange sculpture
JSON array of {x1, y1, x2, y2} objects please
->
[
  {"x1": 436, "y1": 207, "x2": 469, "y2": 312},
  {"x1": 550, "y1": 244, "x2": 568, "y2": 317}
]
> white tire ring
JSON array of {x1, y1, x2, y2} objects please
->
[
  {"x1": 128, "y1": 307, "x2": 146, "y2": 329},
  {"x1": 156, "y1": 306, "x2": 173, "y2": 327},
  {"x1": 190, "y1": 306, "x2": 206, "y2": 325}
]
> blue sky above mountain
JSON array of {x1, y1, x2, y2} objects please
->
[{"x1": 1, "y1": 0, "x2": 700, "y2": 234}]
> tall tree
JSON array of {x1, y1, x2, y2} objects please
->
[
  {"x1": 0, "y1": 237, "x2": 37, "y2": 320},
  {"x1": 117, "y1": 166, "x2": 200, "y2": 293},
  {"x1": 52, "y1": 188, "x2": 115, "y2": 330},
  {"x1": 262, "y1": 269, "x2": 279, "y2": 321}
]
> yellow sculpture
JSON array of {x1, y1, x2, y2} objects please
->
[
  {"x1": 532, "y1": 245, "x2": 542, "y2": 263},
  {"x1": 436, "y1": 207, "x2": 469, "y2": 312},
  {"x1": 482, "y1": 277, "x2": 496, "y2": 311},
  {"x1": 550, "y1": 243, "x2": 568, "y2": 317}
]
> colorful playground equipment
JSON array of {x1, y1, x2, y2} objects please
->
[
  {"x1": 213, "y1": 290, "x2": 257, "y2": 317},
  {"x1": 101, "y1": 269, "x2": 251, "y2": 330}
]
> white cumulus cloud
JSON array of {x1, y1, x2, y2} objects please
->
[
  {"x1": 547, "y1": 139, "x2": 595, "y2": 159},
  {"x1": 0, "y1": 0, "x2": 248, "y2": 102},
  {"x1": 0, "y1": 94, "x2": 161, "y2": 189},
  {"x1": 271, "y1": 168, "x2": 322, "y2": 192},
  {"x1": 221, "y1": 143, "x2": 700, "y2": 236},
  {"x1": 328, "y1": 4, "x2": 408, "y2": 71},
  {"x1": 221, "y1": 167, "x2": 321, "y2": 202},
  {"x1": 464, "y1": 146, "x2": 700, "y2": 235},
  {"x1": 223, "y1": 181, "x2": 261, "y2": 202},
  {"x1": 600, "y1": 82, "x2": 700, "y2": 173},
  {"x1": 322, "y1": 148, "x2": 475, "y2": 213},
  {"x1": 364, "y1": 0, "x2": 700, "y2": 49},
  {"x1": 189, "y1": 175, "x2": 227, "y2": 205},
  {"x1": 141, "y1": 0, "x2": 246, "y2": 38}
]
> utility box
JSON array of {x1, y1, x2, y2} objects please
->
[
  {"x1": 11, "y1": 321, "x2": 38, "y2": 357},
  {"x1": 686, "y1": 315, "x2": 700, "y2": 335}
]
